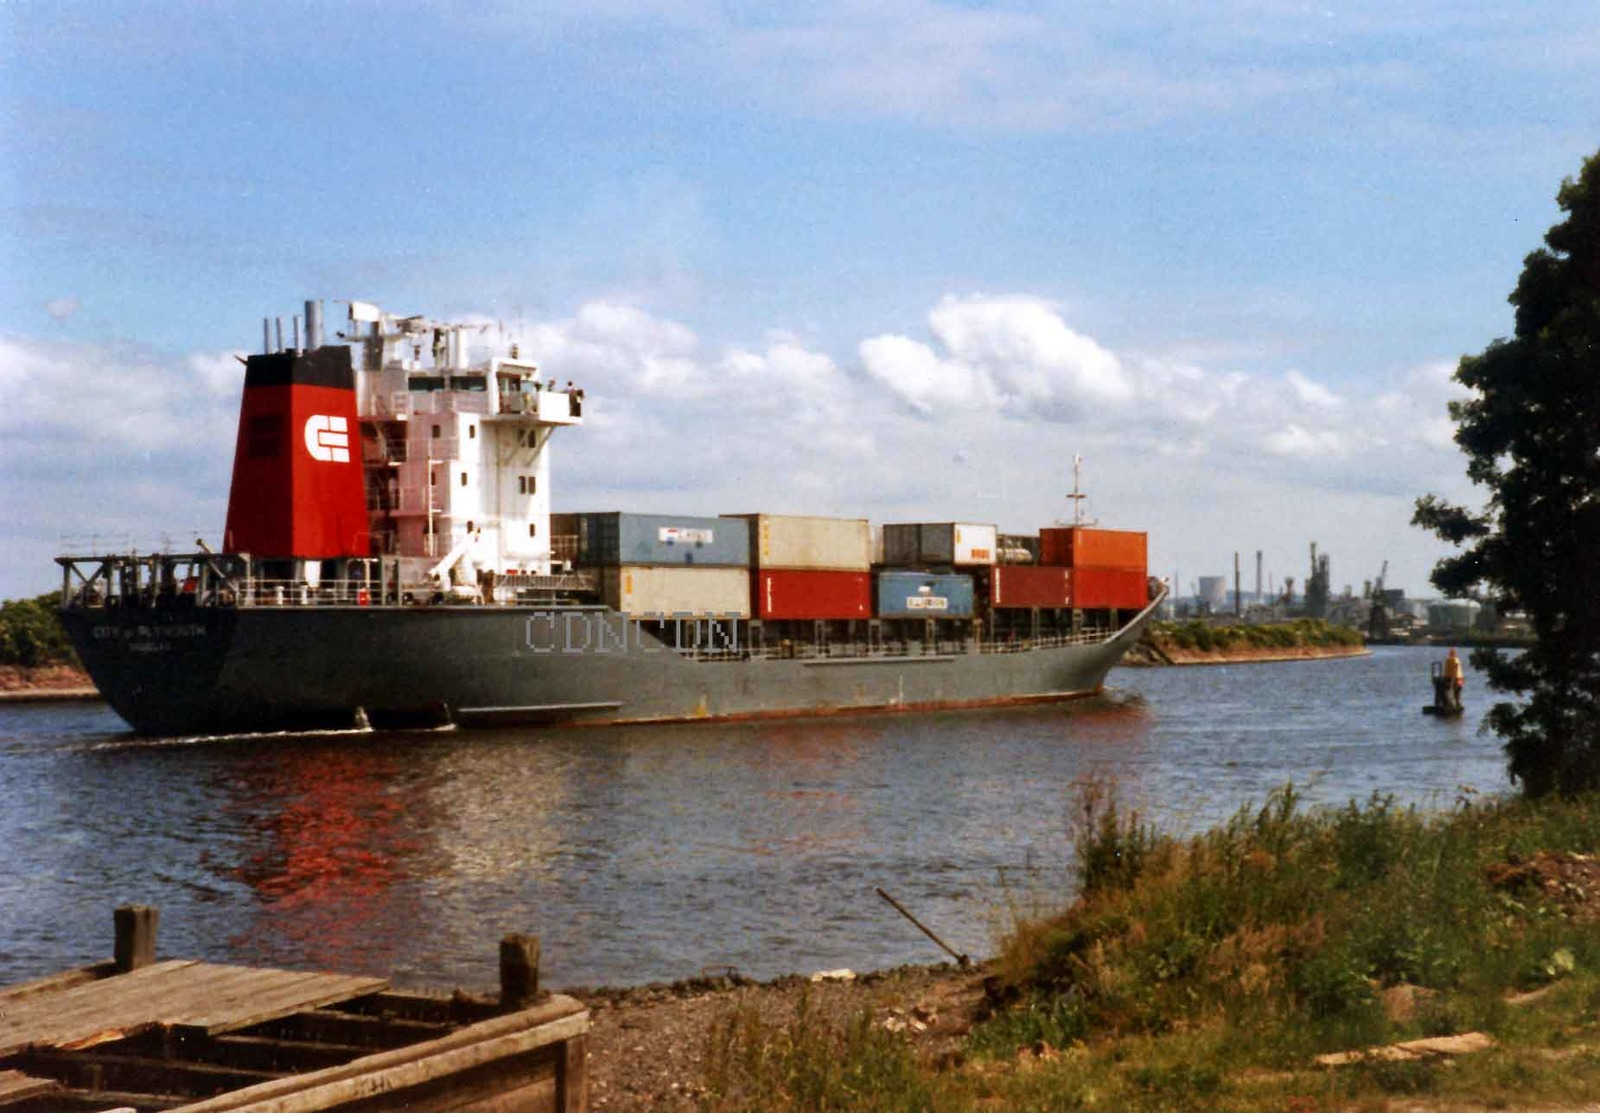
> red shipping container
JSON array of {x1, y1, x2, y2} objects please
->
[
  {"x1": 990, "y1": 564, "x2": 1071, "y2": 608},
  {"x1": 1039, "y1": 527, "x2": 1147, "y2": 570},
  {"x1": 752, "y1": 569, "x2": 872, "y2": 620},
  {"x1": 1069, "y1": 566, "x2": 1150, "y2": 610}
]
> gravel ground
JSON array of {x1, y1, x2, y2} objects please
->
[{"x1": 565, "y1": 962, "x2": 988, "y2": 1111}]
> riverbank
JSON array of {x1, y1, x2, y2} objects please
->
[
  {"x1": 1124, "y1": 617, "x2": 1367, "y2": 667},
  {"x1": 0, "y1": 663, "x2": 97, "y2": 701},
  {"x1": 568, "y1": 963, "x2": 985, "y2": 1111},
  {"x1": 587, "y1": 786, "x2": 1600, "y2": 1111}
]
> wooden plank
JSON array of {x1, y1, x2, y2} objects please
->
[
  {"x1": 173, "y1": 996, "x2": 589, "y2": 1113},
  {"x1": 0, "y1": 961, "x2": 115, "y2": 1007},
  {"x1": 331, "y1": 1045, "x2": 561, "y2": 1113},
  {"x1": 19, "y1": 1086, "x2": 193, "y2": 1111},
  {"x1": 184, "y1": 1034, "x2": 377, "y2": 1074},
  {"x1": 183, "y1": 973, "x2": 390, "y2": 1034},
  {"x1": 0, "y1": 960, "x2": 201, "y2": 1057},
  {"x1": 12, "y1": 1048, "x2": 278, "y2": 1097},
  {"x1": 558, "y1": 1033, "x2": 587, "y2": 1112},
  {"x1": 0, "y1": 962, "x2": 386, "y2": 1058},
  {"x1": 0, "y1": 1069, "x2": 57, "y2": 1105},
  {"x1": 239, "y1": 1009, "x2": 451, "y2": 1050},
  {"x1": 344, "y1": 990, "x2": 500, "y2": 1025},
  {"x1": 2, "y1": 962, "x2": 227, "y2": 1054}
]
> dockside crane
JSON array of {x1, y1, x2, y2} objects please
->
[{"x1": 1368, "y1": 559, "x2": 1390, "y2": 640}]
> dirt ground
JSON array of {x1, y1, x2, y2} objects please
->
[
  {"x1": 0, "y1": 663, "x2": 95, "y2": 693},
  {"x1": 566, "y1": 962, "x2": 986, "y2": 1112}
]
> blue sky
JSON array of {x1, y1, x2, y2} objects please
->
[{"x1": 2, "y1": 1, "x2": 1596, "y2": 600}]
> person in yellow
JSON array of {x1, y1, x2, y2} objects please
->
[{"x1": 1443, "y1": 648, "x2": 1465, "y2": 710}]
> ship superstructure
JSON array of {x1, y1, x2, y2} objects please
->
[
  {"x1": 56, "y1": 298, "x2": 1164, "y2": 736},
  {"x1": 219, "y1": 300, "x2": 586, "y2": 600}
]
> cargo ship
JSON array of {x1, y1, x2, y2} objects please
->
[{"x1": 56, "y1": 300, "x2": 1165, "y2": 736}]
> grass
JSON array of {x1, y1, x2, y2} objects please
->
[{"x1": 703, "y1": 782, "x2": 1600, "y2": 1111}]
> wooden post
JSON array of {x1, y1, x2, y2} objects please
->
[
  {"x1": 114, "y1": 905, "x2": 158, "y2": 973},
  {"x1": 557, "y1": 1033, "x2": 588, "y2": 1112},
  {"x1": 499, "y1": 934, "x2": 540, "y2": 1008}
]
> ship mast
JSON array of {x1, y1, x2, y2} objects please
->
[{"x1": 1065, "y1": 454, "x2": 1092, "y2": 526}]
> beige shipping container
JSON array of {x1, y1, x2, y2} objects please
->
[
  {"x1": 739, "y1": 514, "x2": 872, "y2": 571},
  {"x1": 600, "y1": 565, "x2": 752, "y2": 617}
]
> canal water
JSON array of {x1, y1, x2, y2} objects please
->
[{"x1": 0, "y1": 646, "x2": 1506, "y2": 991}]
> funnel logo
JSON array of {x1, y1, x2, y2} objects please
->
[{"x1": 304, "y1": 415, "x2": 351, "y2": 463}]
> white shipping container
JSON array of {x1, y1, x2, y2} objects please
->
[
  {"x1": 932, "y1": 522, "x2": 998, "y2": 566},
  {"x1": 742, "y1": 514, "x2": 872, "y2": 571},
  {"x1": 883, "y1": 522, "x2": 999, "y2": 566},
  {"x1": 601, "y1": 565, "x2": 751, "y2": 617}
]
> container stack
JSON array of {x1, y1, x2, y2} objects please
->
[
  {"x1": 1040, "y1": 526, "x2": 1149, "y2": 611},
  {"x1": 574, "y1": 512, "x2": 751, "y2": 616},
  {"x1": 873, "y1": 570, "x2": 977, "y2": 619},
  {"x1": 741, "y1": 514, "x2": 873, "y2": 620},
  {"x1": 877, "y1": 522, "x2": 995, "y2": 621}
]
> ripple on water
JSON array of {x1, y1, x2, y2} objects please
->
[{"x1": 0, "y1": 647, "x2": 1506, "y2": 987}]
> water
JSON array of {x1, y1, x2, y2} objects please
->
[{"x1": 0, "y1": 646, "x2": 1504, "y2": 990}]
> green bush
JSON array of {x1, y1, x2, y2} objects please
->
[
  {"x1": 1147, "y1": 619, "x2": 1363, "y2": 657},
  {"x1": 0, "y1": 592, "x2": 74, "y2": 667},
  {"x1": 987, "y1": 784, "x2": 1600, "y2": 1068}
]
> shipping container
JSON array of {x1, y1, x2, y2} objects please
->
[
  {"x1": 577, "y1": 512, "x2": 750, "y2": 567},
  {"x1": 990, "y1": 564, "x2": 1071, "y2": 608},
  {"x1": 752, "y1": 569, "x2": 872, "y2": 620},
  {"x1": 875, "y1": 571, "x2": 976, "y2": 619},
  {"x1": 600, "y1": 565, "x2": 751, "y2": 616},
  {"x1": 736, "y1": 514, "x2": 872, "y2": 571},
  {"x1": 882, "y1": 522, "x2": 998, "y2": 566},
  {"x1": 1039, "y1": 526, "x2": 1147, "y2": 571},
  {"x1": 1069, "y1": 566, "x2": 1149, "y2": 610}
]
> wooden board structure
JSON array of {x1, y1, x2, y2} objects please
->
[{"x1": 0, "y1": 910, "x2": 588, "y2": 1112}]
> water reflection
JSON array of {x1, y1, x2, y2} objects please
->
[{"x1": 0, "y1": 646, "x2": 1508, "y2": 989}]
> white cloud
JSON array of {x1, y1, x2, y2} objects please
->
[
  {"x1": 0, "y1": 296, "x2": 1479, "y2": 600},
  {"x1": 862, "y1": 294, "x2": 1131, "y2": 420},
  {"x1": 0, "y1": 337, "x2": 241, "y2": 453}
]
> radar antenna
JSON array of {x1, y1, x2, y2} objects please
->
[{"x1": 1066, "y1": 454, "x2": 1091, "y2": 525}]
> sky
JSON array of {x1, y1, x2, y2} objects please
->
[{"x1": 2, "y1": 1, "x2": 1596, "y2": 601}]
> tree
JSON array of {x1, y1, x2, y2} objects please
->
[{"x1": 1414, "y1": 150, "x2": 1600, "y2": 797}]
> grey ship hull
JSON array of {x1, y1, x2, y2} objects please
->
[{"x1": 62, "y1": 600, "x2": 1160, "y2": 737}]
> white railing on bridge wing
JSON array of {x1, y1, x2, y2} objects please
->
[{"x1": 56, "y1": 530, "x2": 216, "y2": 557}]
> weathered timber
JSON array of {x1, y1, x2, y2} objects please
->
[
  {"x1": 0, "y1": 1069, "x2": 56, "y2": 1106},
  {"x1": 340, "y1": 989, "x2": 502, "y2": 1026},
  {"x1": 11, "y1": 1048, "x2": 276, "y2": 1097},
  {"x1": 173, "y1": 995, "x2": 589, "y2": 1112},
  {"x1": 0, "y1": 962, "x2": 115, "y2": 1009},
  {"x1": 0, "y1": 963, "x2": 386, "y2": 1058},
  {"x1": 500, "y1": 934, "x2": 541, "y2": 1008},
  {"x1": 0, "y1": 911, "x2": 589, "y2": 1112},
  {"x1": 124, "y1": 1030, "x2": 378, "y2": 1075},
  {"x1": 114, "y1": 905, "x2": 159, "y2": 973},
  {"x1": 324, "y1": 1046, "x2": 562, "y2": 1113},
  {"x1": 13, "y1": 1086, "x2": 192, "y2": 1112},
  {"x1": 558, "y1": 1030, "x2": 588, "y2": 1112},
  {"x1": 237, "y1": 1009, "x2": 452, "y2": 1050}
]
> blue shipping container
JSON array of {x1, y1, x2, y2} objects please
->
[
  {"x1": 874, "y1": 571, "x2": 976, "y2": 619},
  {"x1": 577, "y1": 512, "x2": 750, "y2": 567}
]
